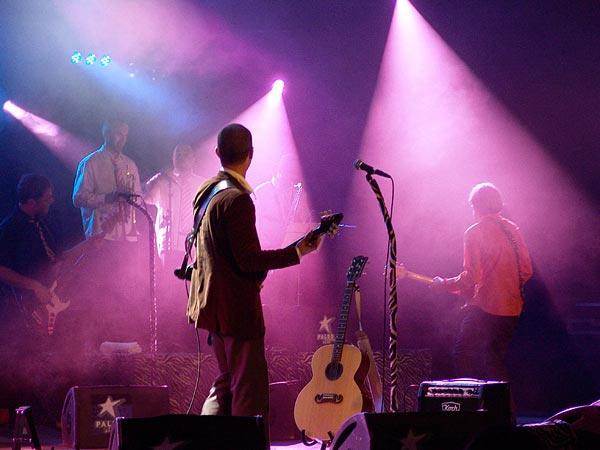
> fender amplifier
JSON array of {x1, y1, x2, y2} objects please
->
[{"x1": 417, "y1": 379, "x2": 512, "y2": 425}]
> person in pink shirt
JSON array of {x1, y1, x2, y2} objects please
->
[{"x1": 434, "y1": 182, "x2": 533, "y2": 381}]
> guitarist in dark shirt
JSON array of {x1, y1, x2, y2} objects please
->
[
  {"x1": 0, "y1": 173, "x2": 57, "y2": 336},
  {"x1": 0, "y1": 174, "x2": 102, "y2": 345},
  {"x1": 0, "y1": 174, "x2": 59, "y2": 427}
]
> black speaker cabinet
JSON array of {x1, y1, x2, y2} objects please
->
[
  {"x1": 269, "y1": 381, "x2": 300, "y2": 442},
  {"x1": 61, "y1": 385, "x2": 169, "y2": 449},
  {"x1": 330, "y1": 412, "x2": 495, "y2": 450},
  {"x1": 418, "y1": 379, "x2": 512, "y2": 425},
  {"x1": 108, "y1": 414, "x2": 268, "y2": 450}
]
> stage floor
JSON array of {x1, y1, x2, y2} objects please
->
[
  {"x1": 1, "y1": 426, "x2": 306, "y2": 450},
  {"x1": 1, "y1": 417, "x2": 551, "y2": 450}
]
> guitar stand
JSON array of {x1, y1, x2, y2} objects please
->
[
  {"x1": 300, "y1": 429, "x2": 333, "y2": 449},
  {"x1": 12, "y1": 406, "x2": 41, "y2": 450}
]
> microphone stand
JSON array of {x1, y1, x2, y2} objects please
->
[
  {"x1": 362, "y1": 173, "x2": 399, "y2": 413},
  {"x1": 126, "y1": 198, "x2": 158, "y2": 358}
]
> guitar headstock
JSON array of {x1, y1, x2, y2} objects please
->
[
  {"x1": 317, "y1": 210, "x2": 343, "y2": 239},
  {"x1": 347, "y1": 255, "x2": 368, "y2": 282},
  {"x1": 289, "y1": 211, "x2": 344, "y2": 248}
]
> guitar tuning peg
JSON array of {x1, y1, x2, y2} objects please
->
[{"x1": 362, "y1": 260, "x2": 370, "y2": 276}]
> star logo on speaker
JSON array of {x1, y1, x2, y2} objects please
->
[
  {"x1": 97, "y1": 395, "x2": 127, "y2": 419},
  {"x1": 400, "y1": 428, "x2": 428, "y2": 450},
  {"x1": 151, "y1": 436, "x2": 186, "y2": 450}
]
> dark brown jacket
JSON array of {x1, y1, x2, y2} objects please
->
[{"x1": 187, "y1": 171, "x2": 300, "y2": 339}]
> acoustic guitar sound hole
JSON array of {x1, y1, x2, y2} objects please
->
[{"x1": 325, "y1": 362, "x2": 343, "y2": 381}]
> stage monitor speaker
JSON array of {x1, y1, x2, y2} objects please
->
[
  {"x1": 61, "y1": 385, "x2": 169, "y2": 449},
  {"x1": 418, "y1": 379, "x2": 512, "y2": 425},
  {"x1": 108, "y1": 414, "x2": 268, "y2": 450},
  {"x1": 467, "y1": 420, "x2": 577, "y2": 450},
  {"x1": 330, "y1": 412, "x2": 495, "y2": 450}
]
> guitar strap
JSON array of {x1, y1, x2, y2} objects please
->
[
  {"x1": 486, "y1": 217, "x2": 525, "y2": 301},
  {"x1": 354, "y1": 285, "x2": 384, "y2": 413},
  {"x1": 174, "y1": 179, "x2": 235, "y2": 279}
]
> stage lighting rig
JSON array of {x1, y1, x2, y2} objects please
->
[{"x1": 70, "y1": 51, "x2": 111, "y2": 68}]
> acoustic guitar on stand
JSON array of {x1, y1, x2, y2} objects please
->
[{"x1": 294, "y1": 255, "x2": 372, "y2": 445}]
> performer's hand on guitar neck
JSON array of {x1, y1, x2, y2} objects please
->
[
  {"x1": 296, "y1": 231, "x2": 323, "y2": 256},
  {"x1": 399, "y1": 265, "x2": 451, "y2": 293},
  {"x1": 430, "y1": 276, "x2": 448, "y2": 293}
]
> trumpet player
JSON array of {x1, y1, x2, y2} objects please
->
[
  {"x1": 72, "y1": 119, "x2": 145, "y2": 348},
  {"x1": 73, "y1": 119, "x2": 142, "y2": 241}
]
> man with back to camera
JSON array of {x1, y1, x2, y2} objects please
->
[
  {"x1": 433, "y1": 182, "x2": 533, "y2": 382},
  {"x1": 187, "y1": 124, "x2": 323, "y2": 442}
]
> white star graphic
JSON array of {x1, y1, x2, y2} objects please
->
[
  {"x1": 319, "y1": 315, "x2": 335, "y2": 334},
  {"x1": 152, "y1": 436, "x2": 186, "y2": 450},
  {"x1": 400, "y1": 428, "x2": 428, "y2": 450},
  {"x1": 97, "y1": 396, "x2": 126, "y2": 419}
]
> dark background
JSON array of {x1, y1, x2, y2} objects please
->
[{"x1": 1, "y1": 0, "x2": 598, "y2": 418}]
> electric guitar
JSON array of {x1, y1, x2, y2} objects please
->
[
  {"x1": 29, "y1": 279, "x2": 70, "y2": 336},
  {"x1": 21, "y1": 235, "x2": 104, "y2": 336},
  {"x1": 294, "y1": 255, "x2": 371, "y2": 442}
]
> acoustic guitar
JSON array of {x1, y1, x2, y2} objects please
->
[{"x1": 294, "y1": 255, "x2": 371, "y2": 442}]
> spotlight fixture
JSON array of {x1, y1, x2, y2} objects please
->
[
  {"x1": 71, "y1": 51, "x2": 82, "y2": 64},
  {"x1": 272, "y1": 79, "x2": 285, "y2": 96},
  {"x1": 85, "y1": 53, "x2": 97, "y2": 65},
  {"x1": 100, "y1": 55, "x2": 112, "y2": 67},
  {"x1": 3, "y1": 100, "x2": 27, "y2": 120}
]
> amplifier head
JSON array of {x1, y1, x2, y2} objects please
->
[{"x1": 417, "y1": 379, "x2": 512, "y2": 425}]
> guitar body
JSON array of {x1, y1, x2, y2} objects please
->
[
  {"x1": 31, "y1": 280, "x2": 71, "y2": 335},
  {"x1": 294, "y1": 343, "x2": 371, "y2": 441},
  {"x1": 20, "y1": 236, "x2": 102, "y2": 335}
]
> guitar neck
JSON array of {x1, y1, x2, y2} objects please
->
[
  {"x1": 287, "y1": 213, "x2": 343, "y2": 248},
  {"x1": 404, "y1": 270, "x2": 434, "y2": 285},
  {"x1": 332, "y1": 283, "x2": 353, "y2": 363}
]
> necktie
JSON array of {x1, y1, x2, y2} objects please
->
[
  {"x1": 33, "y1": 219, "x2": 56, "y2": 262},
  {"x1": 109, "y1": 152, "x2": 128, "y2": 192}
]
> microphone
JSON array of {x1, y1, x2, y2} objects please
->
[{"x1": 353, "y1": 159, "x2": 392, "y2": 179}]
